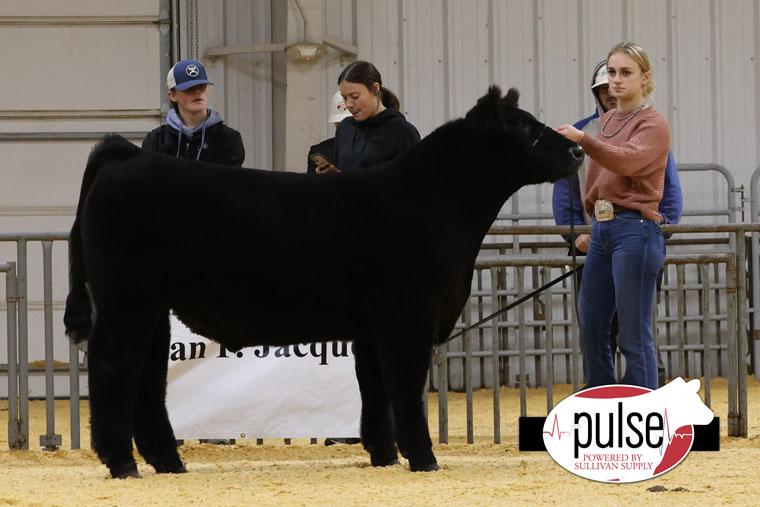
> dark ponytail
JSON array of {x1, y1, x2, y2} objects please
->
[
  {"x1": 338, "y1": 61, "x2": 400, "y2": 110},
  {"x1": 378, "y1": 87, "x2": 400, "y2": 110}
]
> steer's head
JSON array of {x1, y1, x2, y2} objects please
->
[{"x1": 464, "y1": 86, "x2": 584, "y2": 185}]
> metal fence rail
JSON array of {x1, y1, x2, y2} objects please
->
[
  {"x1": 676, "y1": 164, "x2": 740, "y2": 222},
  {"x1": 1, "y1": 233, "x2": 79, "y2": 450},
  {"x1": 441, "y1": 224, "x2": 748, "y2": 391},
  {"x1": 1, "y1": 225, "x2": 754, "y2": 449},
  {"x1": 431, "y1": 224, "x2": 754, "y2": 443}
]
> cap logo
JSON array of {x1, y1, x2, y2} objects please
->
[
  {"x1": 186, "y1": 65, "x2": 200, "y2": 77},
  {"x1": 337, "y1": 102, "x2": 348, "y2": 112}
]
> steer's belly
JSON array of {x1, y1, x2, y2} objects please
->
[{"x1": 170, "y1": 293, "x2": 370, "y2": 350}]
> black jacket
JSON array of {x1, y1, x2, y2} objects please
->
[
  {"x1": 332, "y1": 108, "x2": 420, "y2": 173},
  {"x1": 142, "y1": 120, "x2": 245, "y2": 166}
]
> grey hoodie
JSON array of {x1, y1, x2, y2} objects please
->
[{"x1": 166, "y1": 108, "x2": 225, "y2": 160}]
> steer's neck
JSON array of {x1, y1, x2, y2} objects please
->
[{"x1": 393, "y1": 120, "x2": 518, "y2": 241}]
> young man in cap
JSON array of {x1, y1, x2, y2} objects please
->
[
  {"x1": 143, "y1": 59, "x2": 245, "y2": 166},
  {"x1": 145, "y1": 60, "x2": 244, "y2": 446},
  {"x1": 552, "y1": 59, "x2": 683, "y2": 388}
]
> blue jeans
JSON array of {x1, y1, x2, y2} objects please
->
[{"x1": 578, "y1": 210, "x2": 665, "y2": 390}]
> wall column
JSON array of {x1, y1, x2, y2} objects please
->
[{"x1": 272, "y1": 0, "x2": 326, "y2": 172}]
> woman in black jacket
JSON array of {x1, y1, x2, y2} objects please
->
[{"x1": 315, "y1": 61, "x2": 419, "y2": 174}]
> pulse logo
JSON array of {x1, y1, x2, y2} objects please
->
[{"x1": 543, "y1": 377, "x2": 714, "y2": 483}]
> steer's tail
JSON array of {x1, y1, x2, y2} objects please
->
[{"x1": 63, "y1": 135, "x2": 140, "y2": 346}]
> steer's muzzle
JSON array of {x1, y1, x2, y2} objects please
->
[{"x1": 570, "y1": 145, "x2": 584, "y2": 165}]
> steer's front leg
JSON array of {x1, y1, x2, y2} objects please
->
[
  {"x1": 354, "y1": 340, "x2": 399, "y2": 467},
  {"x1": 376, "y1": 337, "x2": 439, "y2": 472}
]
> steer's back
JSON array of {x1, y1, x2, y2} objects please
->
[{"x1": 81, "y1": 148, "x2": 383, "y2": 346}]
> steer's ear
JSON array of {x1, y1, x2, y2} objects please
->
[
  {"x1": 503, "y1": 88, "x2": 520, "y2": 108},
  {"x1": 465, "y1": 85, "x2": 506, "y2": 136}
]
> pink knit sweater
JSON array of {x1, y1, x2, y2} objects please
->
[{"x1": 580, "y1": 106, "x2": 671, "y2": 222}]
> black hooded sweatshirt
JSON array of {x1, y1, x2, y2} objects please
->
[
  {"x1": 142, "y1": 108, "x2": 245, "y2": 166},
  {"x1": 331, "y1": 108, "x2": 420, "y2": 173}
]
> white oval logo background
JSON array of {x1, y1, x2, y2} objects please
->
[{"x1": 543, "y1": 378, "x2": 714, "y2": 483}]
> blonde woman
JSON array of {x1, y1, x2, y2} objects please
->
[{"x1": 557, "y1": 43, "x2": 670, "y2": 390}]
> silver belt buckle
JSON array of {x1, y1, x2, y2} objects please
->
[{"x1": 594, "y1": 199, "x2": 614, "y2": 222}]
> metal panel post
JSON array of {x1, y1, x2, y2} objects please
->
[
  {"x1": 701, "y1": 264, "x2": 712, "y2": 407},
  {"x1": 543, "y1": 267, "x2": 554, "y2": 412},
  {"x1": 726, "y1": 254, "x2": 740, "y2": 437},
  {"x1": 676, "y1": 265, "x2": 686, "y2": 379},
  {"x1": 489, "y1": 267, "x2": 501, "y2": 443},
  {"x1": 734, "y1": 228, "x2": 749, "y2": 437},
  {"x1": 517, "y1": 267, "x2": 527, "y2": 417},
  {"x1": 69, "y1": 340, "x2": 81, "y2": 449},
  {"x1": 464, "y1": 296, "x2": 474, "y2": 444},
  {"x1": 41, "y1": 241, "x2": 61, "y2": 450},
  {"x1": 16, "y1": 239, "x2": 29, "y2": 449},
  {"x1": 3, "y1": 263, "x2": 21, "y2": 449},
  {"x1": 569, "y1": 266, "x2": 581, "y2": 392}
]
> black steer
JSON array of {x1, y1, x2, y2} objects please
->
[{"x1": 64, "y1": 86, "x2": 583, "y2": 478}]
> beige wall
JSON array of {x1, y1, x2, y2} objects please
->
[
  {"x1": 283, "y1": 0, "x2": 328, "y2": 172},
  {"x1": 0, "y1": 2, "x2": 165, "y2": 230},
  {"x1": 0, "y1": 1, "x2": 167, "y2": 394}
]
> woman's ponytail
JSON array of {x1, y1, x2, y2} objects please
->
[{"x1": 379, "y1": 87, "x2": 400, "y2": 110}]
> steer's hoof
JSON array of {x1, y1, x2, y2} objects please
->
[
  {"x1": 116, "y1": 469, "x2": 142, "y2": 479},
  {"x1": 410, "y1": 461, "x2": 440, "y2": 472}
]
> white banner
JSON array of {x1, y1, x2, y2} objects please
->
[{"x1": 166, "y1": 315, "x2": 361, "y2": 439}]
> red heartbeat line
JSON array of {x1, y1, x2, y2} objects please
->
[
  {"x1": 543, "y1": 414, "x2": 571, "y2": 440},
  {"x1": 659, "y1": 407, "x2": 693, "y2": 456}
]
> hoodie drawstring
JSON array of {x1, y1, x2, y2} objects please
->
[
  {"x1": 167, "y1": 108, "x2": 223, "y2": 160},
  {"x1": 175, "y1": 129, "x2": 183, "y2": 158},
  {"x1": 197, "y1": 124, "x2": 207, "y2": 160}
]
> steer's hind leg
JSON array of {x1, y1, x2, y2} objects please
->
[
  {"x1": 132, "y1": 312, "x2": 186, "y2": 474},
  {"x1": 354, "y1": 340, "x2": 399, "y2": 466},
  {"x1": 376, "y1": 337, "x2": 439, "y2": 472},
  {"x1": 87, "y1": 301, "x2": 163, "y2": 479}
]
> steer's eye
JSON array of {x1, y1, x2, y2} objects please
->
[{"x1": 528, "y1": 125, "x2": 546, "y2": 152}]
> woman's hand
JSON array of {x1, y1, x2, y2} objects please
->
[
  {"x1": 316, "y1": 163, "x2": 340, "y2": 174},
  {"x1": 574, "y1": 234, "x2": 590, "y2": 253},
  {"x1": 556, "y1": 124, "x2": 585, "y2": 143}
]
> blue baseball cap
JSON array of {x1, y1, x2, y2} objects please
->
[{"x1": 167, "y1": 59, "x2": 214, "y2": 91}]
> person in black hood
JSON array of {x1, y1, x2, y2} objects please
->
[
  {"x1": 314, "y1": 60, "x2": 420, "y2": 175},
  {"x1": 142, "y1": 59, "x2": 245, "y2": 166}
]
